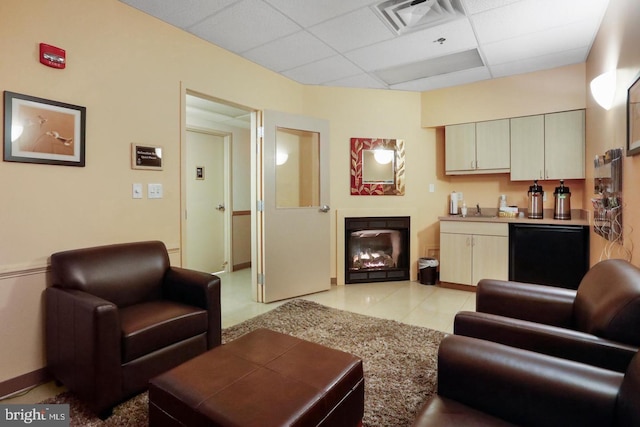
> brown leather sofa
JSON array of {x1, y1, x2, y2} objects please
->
[
  {"x1": 413, "y1": 335, "x2": 640, "y2": 427},
  {"x1": 45, "y1": 241, "x2": 221, "y2": 417},
  {"x1": 454, "y1": 259, "x2": 640, "y2": 372}
]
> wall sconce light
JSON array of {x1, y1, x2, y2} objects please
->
[
  {"x1": 276, "y1": 151, "x2": 289, "y2": 166},
  {"x1": 590, "y1": 70, "x2": 617, "y2": 110}
]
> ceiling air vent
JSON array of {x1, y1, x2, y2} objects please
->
[{"x1": 374, "y1": 0, "x2": 466, "y2": 35}]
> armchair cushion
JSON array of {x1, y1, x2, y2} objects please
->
[{"x1": 120, "y1": 301, "x2": 207, "y2": 363}]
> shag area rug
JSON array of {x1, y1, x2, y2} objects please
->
[{"x1": 41, "y1": 299, "x2": 446, "y2": 426}]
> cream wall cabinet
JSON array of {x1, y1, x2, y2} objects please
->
[
  {"x1": 445, "y1": 119, "x2": 510, "y2": 175},
  {"x1": 510, "y1": 110, "x2": 585, "y2": 181},
  {"x1": 445, "y1": 123, "x2": 475, "y2": 173},
  {"x1": 440, "y1": 221, "x2": 509, "y2": 286}
]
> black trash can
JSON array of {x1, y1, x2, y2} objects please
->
[{"x1": 419, "y1": 258, "x2": 439, "y2": 285}]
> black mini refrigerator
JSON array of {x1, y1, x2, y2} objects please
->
[{"x1": 509, "y1": 223, "x2": 589, "y2": 289}]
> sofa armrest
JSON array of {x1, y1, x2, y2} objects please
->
[
  {"x1": 454, "y1": 311, "x2": 637, "y2": 372},
  {"x1": 436, "y1": 335, "x2": 623, "y2": 427},
  {"x1": 477, "y1": 279, "x2": 576, "y2": 327},
  {"x1": 163, "y1": 267, "x2": 221, "y2": 348},
  {"x1": 45, "y1": 287, "x2": 121, "y2": 414}
]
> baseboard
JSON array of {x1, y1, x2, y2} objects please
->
[
  {"x1": 0, "y1": 368, "x2": 51, "y2": 400},
  {"x1": 438, "y1": 281, "x2": 477, "y2": 292},
  {"x1": 232, "y1": 262, "x2": 251, "y2": 271}
]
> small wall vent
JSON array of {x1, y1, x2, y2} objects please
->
[{"x1": 374, "y1": 0, "x2": 466, "y2": 35}]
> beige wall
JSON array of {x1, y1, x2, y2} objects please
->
[{"x1": 586, "y1": 0, "x2": 640, "y2": 262}]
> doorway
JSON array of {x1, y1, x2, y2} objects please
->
[{"x1": 182, "y1": 92, "x2": 253, "y2": 275}]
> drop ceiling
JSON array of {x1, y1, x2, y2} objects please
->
[{"x1": 120, "y1": 0, "x2": 609, "y2": 92}]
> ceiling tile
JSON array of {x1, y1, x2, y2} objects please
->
[
  {"x1": 471, "y1": 0, "x2": 609, "y2": 44},
  {"x1": 391, "y1": 67, "x2": 491, "y2": 91},
  {"x1": 309, "y1": 8, "x2": 395, "y2": 53},
  {"x1": 282, "y1": 55, "x2": 363, "y2": 85},
  {"x1": 243, "y1": 31, "x2": 336, "y2": 72},
  {"x1": 346, "y1": 19, "x2": 477, "y2": 71},
  {"x1": 488, "y1": 47, "x2": 588, "y2": 77},
  {"x1": 481, "y1": 21, "x2": 594, "y2": 65},
  {"x1": 120, "y1": 0, "x2": 238, "y2": 28},
  {"x1": 461, "y1": 0, "x2": 523, "y2": 15},
  {"x1": 188, "y1": 0, "x2": 300, "y2": 53},
  {"x1": 264, "y1": 0, "x2": 376, "y2": 27}
]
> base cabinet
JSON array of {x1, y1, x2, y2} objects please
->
[{"x1": 440, "y1": 222, "x2": 508, "y2": 286}]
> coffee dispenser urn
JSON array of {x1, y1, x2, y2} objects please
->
[
  {"x1": 554, "y1": 180, "x2": 571, "y2": 220},
  {"x1": 528, "y1": 180, "x2": 544, "y2": 219}
]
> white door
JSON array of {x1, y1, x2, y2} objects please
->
[
  {"x1": 185, "y1": 129, "x2": 228, "y2": 273},
  {"x1": 256, "y1": 110, "x2": 330, "y2": 303}
]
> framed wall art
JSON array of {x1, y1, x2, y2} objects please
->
[
  {"x1": 627, "y1": 73, "x2": 640, "y2": 156},
  {"x1": 350, "y1": 138, "x2": 405, "y2": 195},
  {"x1": 131, "y1": 143, "x2": 163, "y2": 170},
  {"x1": 3, "y1": 91, "x2": 86, "y2": 166}
]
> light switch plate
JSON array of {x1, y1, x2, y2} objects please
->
[
  {"x1": 148, "y1": 183, "x2": 163, "y2": 199},
  {"x1": 132, "y1": 183, "x2": 143, "y2": 199}
]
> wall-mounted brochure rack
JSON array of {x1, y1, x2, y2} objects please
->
[{"x1": 593, "y1": 148, "x2": 622, "y2": 242}]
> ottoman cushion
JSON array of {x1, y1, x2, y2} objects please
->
[{"x1": 149, "y1": 328, "x2": 364, "y2": 426}]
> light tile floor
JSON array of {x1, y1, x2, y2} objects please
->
[
  {"x1": 2, "y1": 269, "x2": 474, "y2": 404},
  {"x1": 220, "y1": 268, "x2": 475, "y2": 333}
]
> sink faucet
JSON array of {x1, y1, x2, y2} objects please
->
[{"x1": 476, "y1": 204, "x2": 481, "y2": 215}]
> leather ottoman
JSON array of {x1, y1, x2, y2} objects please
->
[{"x1": 149, "y1": 328, "x2": 365, "y2": 426}]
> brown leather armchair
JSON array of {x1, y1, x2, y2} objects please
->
[
  {"x1": 413, "y1": 335, "x2": 640, "y2": 427},
  {"x1": 454, "y1": 259, "x2": 640, "y2": 372},
  {"x1": 45, "y1": 241, "x2": 221, "y2": 417}
]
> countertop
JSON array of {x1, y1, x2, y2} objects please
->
[{"x1": 439, "y1": 208, "x2": 590, "y2": 226}]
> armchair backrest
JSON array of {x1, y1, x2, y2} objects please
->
[
  {"x1": 574, "y1": 259, "x2": 640, "y2": 345},
  {"x1": 617, "y1": 349, "x2": 640, "y2": 426},
  {"x1": 50, "y1": 241, "x2": 170, "y2": 308}
]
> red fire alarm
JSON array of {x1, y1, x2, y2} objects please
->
[{"x1": 39, "y1": 43, "x2": 66, "y2": 69}]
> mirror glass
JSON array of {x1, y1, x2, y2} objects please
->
[
  {"x1": 350, "y1": 138, "x2": 405, "y2": 196},
  {"x1": 362, "y1": 149, "x2": 395, "y2": 183}
]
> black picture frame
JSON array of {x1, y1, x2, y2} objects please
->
[
  {"x1": 626, "y1": 74, "x2": 640, "y2": 156},
  {"x1": 3, "y1": 91, "x2": 86, "y2": 166}
]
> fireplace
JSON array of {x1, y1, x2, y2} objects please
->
[{"x1": 345, "y1": 216, "x2": 410, "y2": 284}]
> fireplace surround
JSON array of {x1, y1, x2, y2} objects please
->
[{"x1": 345, "y1": 216, "x2": 410, "y2": 284}]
